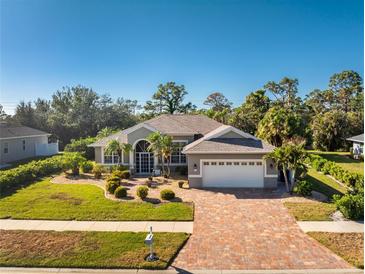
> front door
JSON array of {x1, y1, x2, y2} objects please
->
[
  {"x1": 135, "y1": 140, "x2": 154, "y2": 174},
  {"x1": 137, "y1": 152, "x2": 152, "y2": 174}
]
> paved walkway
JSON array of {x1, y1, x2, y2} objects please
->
[
  {"x1": 0, "y1": 219, "x2": 193, "y2": 233},
  {"x1": 298, "y1": 221, "x2": 364, "y2": 233},
  {"x1": 172, "y1": 188, "x2": 352, "y2": 270}
]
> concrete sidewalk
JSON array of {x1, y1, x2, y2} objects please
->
[
  {"x1": 298, "y1": 221, "x2": 364, "y2": 233},
  {"x1": 0, "y1": 267, "x2": 363, "y2": 274},
  {"x1": 0, "y1": 219, "x2": 193, "y2": 233}
]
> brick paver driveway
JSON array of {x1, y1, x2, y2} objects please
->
[{"x1": 173, "y1": 188, "x2": 351, "y2": 270}]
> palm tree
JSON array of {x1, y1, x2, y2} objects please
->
[
  {"x1": 265, "y1": 142, "x2": 307, "y2": 192},
  {"x1": 146, "y1": 132, "x2": 164, "y2": 175},
  {"x1": 105, "y1": 140, "x2": 132, "y2": 164},
  {"x1": 160, "y1": 135, "x2": 173, "y2": 177},
  {"x1": 146, "y1": 132, "x2": 174, "y2": 177}
]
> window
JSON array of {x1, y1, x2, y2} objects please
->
[
  {"x1": 234, "y1": 162, "x2": 240, "y2": 166},
  {"x1": 226, "y1": 162, "x2": 232, "y2": 165},
  {"x1": 203, "y1": 162, "x2": 209, "y2": 166},
  {"x1": 22, "y1": 139, "x2": 26, "y2": 151},
  {"x1": 256, "y1": 162, "x2": 262, "y2": 166},
  {"x1": 104, "y1": 152, "x2": 120, "y2": 164},
  {"x1": 211, "y1": 162, "x2": 217, "y2": 165},
  {"x1": 170, "y1": 142, "x2": 187, "y2": 164},
  {"x1": 219, "y1": 162, "x2": 224, "y2": 165},
  {"x1": 249, "y1": 162, "x2": 255, "y2": 166},
  {"x1": 241, "y1": 162, "x2": 247, "y2": 165},
  {"x1": 4, "y1": 142, "x2": 8, "y2": 154}
]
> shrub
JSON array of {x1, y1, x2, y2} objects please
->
[
  {"x1": 64, "y1": 137, "x2": 96, "y2": 160},
  {"x1": 0, "y1": 153, "x2": 81, "y2": 192},
  {"x1": 334, "y1": 193, "x2": 364, "y2": 220},
  {"x1": 178, "y1": 181, "x2": 184, "y2": 188},
  {"x1": 106, "y1": 180, "x2": 120, "y2": 194},
  {"x1": 112, "y1": 165, "x2": 128, "y2": 172},
  {"x1": 293, "y1": 180, "x2": 313, "y2": 196},
  {"x1": 61, "y1": 152, "x2": 86, "y2": 176},
  {"x1": 81, "y1": 161, "x2": 94, "y2": 173},
  {"x1": 114, "y1": 186, "x2": 127, "y2": 198},
  {"x1": 120, "y1": 170, "x2": 131, "y2": 180},
  {"x1": 148, "y1": 176, "x2": 153, "y2": 181},
  {"x1": 136, "y1": 186, "x2": 149, "y2": 199},
  {"x1": 160, "y1": 189, "x2": 175, "y2": 200},
  {"x1": 321, "y1": 161, "x2": 335, "y2": 175},
  {"x1": 111, "y1": 170, "x2": 124, "y2": 179},
  {"x1": 92, "y1": 164, "x2": 103, "y2": 179},
  {"x1": 312, "y1": 158, "x2": 327, "y2": 171},
  {"x1": 106, "y1": 174, "x2": 120, "y2": 184}
]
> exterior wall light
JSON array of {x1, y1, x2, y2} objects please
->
[{"x1": 193, "y1": 163, "x2": 198, "y2": 172}]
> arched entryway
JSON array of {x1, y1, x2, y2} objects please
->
[{"x1": 134, "y1": 140, "x2": 154, "y2": 174}]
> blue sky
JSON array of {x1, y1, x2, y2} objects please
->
[{"x1": 1, "y1": 0, "x2": 363, "y2": 114}]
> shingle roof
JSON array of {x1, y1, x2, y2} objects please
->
[
  {"x1": 0, "y1": 124, "x2": 50, "y2": 139},
  {"x1": 346, "y1": 134, "x2": 364, "y2": 143},
  {"x1": 183, "y1": 138, "x2": 275, "y2": 154},
  {"x1": 89, "y1": 114, "x2": 223, "y2": 147},
  {"x1": 143, "y1": 114, "x2": 223, "y2": 135}
]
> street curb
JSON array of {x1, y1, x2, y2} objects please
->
[{"x1": 0, "y1": 267, "x2": 362, "y2": 274}]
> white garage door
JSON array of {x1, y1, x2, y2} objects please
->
[{"x1": 202, "y1": 160, "x2": 264, "y2": 188}]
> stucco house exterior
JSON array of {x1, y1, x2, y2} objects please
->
[
  {"x1": 0, "y1": 123, "x2": 59, "y2": 165},
  {"x1": 89, "y1": 114, "x2": 278, "y2": 188},
  {"x1": 346, "y1": 133, "x2": 364, "y2": 159}
]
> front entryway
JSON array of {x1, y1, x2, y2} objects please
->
[{"x1": 135, "y1": 140, "x2": 154, "y2": 174}]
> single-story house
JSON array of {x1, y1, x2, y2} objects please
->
[
  {"x1": 346, "y1": 133, "x2": 364, "y2": 158},
  {"x1": 0, "y1": 123, "x2": 59, "y2": 165},
  {"x1": 89, "y1": 114, "x2": 278, "y2": 188}
]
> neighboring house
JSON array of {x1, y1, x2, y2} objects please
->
[
  {"x1": 89, "y1": 114, "x2": 278, "y2": 188},
  {"x1": 346, "y1": 133, "x2": 364, "y2": 158},
  {"x1": 0, "y1": 123, "x2": 59, "y2": 164}
]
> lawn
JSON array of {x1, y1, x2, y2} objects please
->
[
  {"x1": 308, "y1": 232, "x2": 364, "y2": 269},
  {"x1": 306, "y1": 168, "x2": 347, "y2": 198},
  {"x1": 311, "y1": 151, "x2": 364, "y2": 175},
  {"x1": 284, "y1": 201, "x2": 337, "y2": 221},
  {"x1": 0, "y1": 230, "x2": 189, "y2": 269},
  {"x1": 0, "y1": 179, "x2": 193, "y2": 221}
]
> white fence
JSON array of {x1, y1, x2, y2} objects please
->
[{"x1": 35, "y1": 142, "x2": 59, "y2": 156}]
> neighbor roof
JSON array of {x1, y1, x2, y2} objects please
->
[
  {"x1": 183, "y1": 138, "x2": 275, "y2": 154},
  {"x1": 346, "y1": 134, "x2": 364, "y2": 143},
  {"x1": 0, "y1": 124, "x2": 51, "y2": 139}
]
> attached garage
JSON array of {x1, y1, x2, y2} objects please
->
[{"x1": 201, "y1": 160, "x2": 264, "y2": 188}]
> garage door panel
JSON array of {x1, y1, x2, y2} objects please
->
[{"x1": 202, "y1": 161, "x2": 264, "y2": 188}]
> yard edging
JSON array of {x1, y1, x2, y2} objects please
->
[{"x1": 0, "y1": 219, "x2": 194, "y2": 233}]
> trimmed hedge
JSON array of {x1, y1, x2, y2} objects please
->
[
  {"x1": 308, "y1": 154, "x2": 364, "y2": 220},
  {"x1": 0, "y1": 153, "x2": 84, "y2": 192},
  {"x1": 308, "y1": 154, "x2": 364, "y2": 192}
]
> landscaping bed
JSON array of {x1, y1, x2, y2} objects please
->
[
  {"x1": 0, "y1": 179, "x2": 194, "y2": 221},
  {"x1": 0, "y1": 230, "x2": 189, "y2": 269},
  {"x1": 284, "y1": 201, "x2": 337, "y2": 221},
  {"x1": 307, "y1": 232, "x2": 364, "y2": 269}
]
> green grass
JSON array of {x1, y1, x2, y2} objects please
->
[
  {"x1": 284, "y1": 201, "x2": 337, "y2": 221},
  {"x1": 0, "y1": 230, "x2": 189, "y2": 269},
  {"x1": 308, "y1": 232, "x2": 364, "y2": 269},
  {"x1": 305, "y1": 168, "x2": 347, "y2": 198},
  {"x1": 311, "y1": 151, "x2": 364, "y2": 175},
  {"x1": 0, "y1": 179, "x2": 193, "y2": 221}
]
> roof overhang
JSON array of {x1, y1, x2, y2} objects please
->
[{"x1": 0, "y1": 134, "x2": 51, "y2": 140}]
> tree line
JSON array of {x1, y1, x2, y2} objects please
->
[{"x1": 1, "y1": 70, "x2": 363, "y2": 151}]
